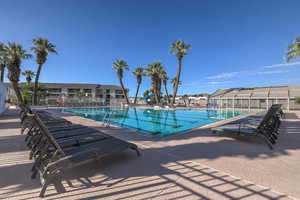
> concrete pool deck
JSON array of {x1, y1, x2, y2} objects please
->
[{"x1": 0, "y1": 108, "x2": 300, "y2": 199}]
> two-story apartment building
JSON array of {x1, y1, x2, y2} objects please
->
[{"x1": 5, "y1": 82, "x2": 128, "y2": 106}]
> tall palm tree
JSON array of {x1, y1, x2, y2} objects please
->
[
  {"x1": 146, "y1": 62, "x2": 164, "y2": 104},
  {"x1": 4, "y1": 43, "x2": 32, "y2": 104},
  {"x1": 170, "y1": 40, "x2": 191, "y2": 105},
  {"x1": 132, "y1": 67, "x2": 145, "y2": 104},
  {"x1": 112, "y1": 59, "x2": 130, "y2": 104},
  {"x1": 286, "y1": 36, "x2": 300, "y2": 61},
  {"x1": 22, "y1": 70, "x2": 35, "y2": 84},
  {"x1": 31, "y1": 38, "x2": 57, "y2": 105},
  {"x1": 0, "y1": 43, "x2": 6, "y2": 82},
  {"x1": 160, "y1": 70, "x2": 170, "y2": 104},
  {"x1": 171, "y1": 77, "x2": 181, "y2": 89}
]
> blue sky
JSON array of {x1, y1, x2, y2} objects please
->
[{"x1": 1, "y1": 0, "x2": 300, "y2": 96}]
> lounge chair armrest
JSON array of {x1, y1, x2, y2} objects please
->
[{"x1": 238, "y1": 122, "x2": 258, "y2": 130}]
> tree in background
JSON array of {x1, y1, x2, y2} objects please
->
[
  {"x1": 286, "y1": 37, "x2": 300, "y2": 105},
  {"x1": 160, "y1": 70, "x2": 170, "y2": 104},
  {"x1": 170, "y1": 40, "x2": 191, "y2": 105},
  {"x1": 295, "y1": 97, "x2": 300, "y2": 105},
  {"x1": 4, "y1": 43, "x2": 32, "y2": 104},
  {"x1": 31, "y1": 38, "x2": 57, "y2": 105},
  {"x1": 0, "y1": 43, "x2": 7, "y2": 83},
  {"x1": 286, "y1": 36, "x2": 300, "y2": 61},
  {"x1": 21, "y1": 83, "x2": 45, "y2": 105},
  {"x1": 112, "y1": 59, "x2": 130, "y2": 104},
  {"x1": 22, "y1": 70, "x2": 35, "y2": 84},
  {"x1": 171, "y1": 77, "x2": 181, "y2": 90},
  {"x1": 146, "y1": 62, "x2": 165, "y2": 104},
  {"x1": 132, "y1": 67, "x2": 145, "y2": 104}
]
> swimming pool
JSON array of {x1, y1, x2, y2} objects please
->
[{"x1": 62, "y1": 107, "x2": 247, "y2": 136}]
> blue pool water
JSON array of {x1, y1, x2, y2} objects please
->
[{"x1": 62, "y1": 107, "x2": 247, "y2": 136}]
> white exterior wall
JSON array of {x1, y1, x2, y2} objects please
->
[{"x1": 0, "y1": 83, "x2": 7, "y2": 114}]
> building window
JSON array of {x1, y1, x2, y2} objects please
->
[
  {"x1": 68, "y1": 88, "x2": 80, "y2": 93},
  {"x1": 47, "y1": 94, "x2": 60, "y2": 98},
  {"x1": 47, "y1": 88, "x2": 62, "y2": 93},
  {"x1": 106, "y1": 95, "x2": 111, "y2": 98},
  {"x1": 83, "y1": 89, "x2": 92, "y2": 93},
  {"x1": 116, "y1": 95, "x2": 124, "y2": 99},
  {"x1": 68, "y1": 94, "x2": 76, "y2": 97},
  {"x1": 106, "y1": 89, "x2": 110, "y2": 93},
  {"x1": 115, "y1": 90, "x2": 123, "y2": 94}
]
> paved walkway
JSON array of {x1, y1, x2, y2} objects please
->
[{"x1": 0, "y1": 109, "x2": 299, "y2": 200}]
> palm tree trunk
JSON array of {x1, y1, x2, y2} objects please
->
[
  {"x1": 172, "y1": 57, "x2": 182, "y2": 105},
  {"x1": 0, "y1": 65, "x2": 5, "y2": 82},
  {"x1": 134, "y1": 82, "x2": 141, "y2": 104},
  {"x1": 154, "y1": 78, "x2": 160, "y2": 104},
  {"x1": 33, "y1": 64, "x2": 42, "y2": 105},
  {"x1": 164, "y1": 82, "x2": 170, "y2": 104},
  {"x1": 158, "y1": 79, "x2": 162, "y2": 105},
  {"x1": 11, "y1": 81, "x2": 23, "y2": 104},
  {"x1": 119, "y1": 78, "x2": 130, "y2": 105}
]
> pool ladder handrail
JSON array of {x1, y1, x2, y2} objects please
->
[{"x1": 102, "y1": 110, "x2": 117, "y2": 127}]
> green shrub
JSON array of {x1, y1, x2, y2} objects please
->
[{"x1": 295, "y1": 97, "x2": 300, "y2": 105}]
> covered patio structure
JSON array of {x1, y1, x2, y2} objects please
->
[{"x1": 209, "y1": 85, "x2": 300, "y2": 111}]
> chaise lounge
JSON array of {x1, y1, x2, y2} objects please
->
[
  {"x1": 211, "y1": 104, "x2": 283, "y2": 149},
  {"x1": 19, "y1": 104, "x2": 140, "y2": 197}
]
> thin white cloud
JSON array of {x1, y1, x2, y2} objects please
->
[
  {"x1": 263, "y1": 62, "x2": 300, "y2": 68},
  {"x1": 256, "y1": 70, "x2": 289, "y2": 75},
  {"x1": 208, "y1": 81, "x2": 232, "y2": 85},
  {"x1": 206, "y1": 72, "x2": 240, "y2": 79}
]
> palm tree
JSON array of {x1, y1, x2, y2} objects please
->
[
  {"x1": 160, "y1": 70, "x2": 170, "y2": 104},
  {"x1": 171, "y1": 77, "x2": 181, "y2": 89},
  {"x1": 132, "y1": 67, "x2": 145, "y2": 104},
  {"x1": 170, "y1": 40, "x2": 191, "y2": 105},
  {"x1": 0, "y1": 43, "x2": 6, "y2": 82},
  {"x1": 146, "y1": 62, "x2": 165, "y2": 104},
  {"x1": 31, "y1": 38, "x2": 57, "y2": 105},
  {"x1": 286, "y1": 36, "x2": 300, "y2": 61},
  {"x1": 182, "y1": 94, "x2": 189, "y2": 106},
  {"x1": 4, "y1": 43, "x2": 32, "y2": 104},
  {"x1": 22, "y1": 70, "x2": 35, "y2": 84},
  {"x1": 112, "y1": 59, "x2": 130, "y2": 104}
]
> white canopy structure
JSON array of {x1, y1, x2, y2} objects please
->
[{"x1": 209, "y1": 85, "x2": 300, "y2": 111}]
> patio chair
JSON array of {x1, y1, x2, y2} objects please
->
[
  {"x1": 211, "y1": 104, "x2": 282, "y2": 149},
  {"x1": 27, "y1": 113, "x2": 140, "y2": 197}
]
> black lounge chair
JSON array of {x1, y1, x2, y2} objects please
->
[
  {"x1": 26, "y1": 113, "x2": 140, "y2": 197},
  {"x1": 19, "y1": 104, "x2": 74, "y2": 135},
  {"x1": 211, "y1": 104, "x2": 282, "y2": 149}
]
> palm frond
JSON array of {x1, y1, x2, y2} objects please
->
[
  {"x1": 286, "y1": 36, "x2": 300, "y2": 62},
  {"x1": 170, "y1": 40, "x2": 192, "y2": 57},
  {"x1": 112, "y1": 59, "x2": 129, "y2": 73}
]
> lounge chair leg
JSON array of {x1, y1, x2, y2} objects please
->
[
  {"x1": 259, "y1": 135, "x2": 273, "y2": 150},
  {"x1": 39, "y1": 182, "x2": 48, "y2": 197},
  {"x1": 31, "y1": 170, "x2": 38, "y2": 179},
  {"x1": 39, "y1": 174, "x2": 54, "y2": 197},
  {"x1": 31, "y1": 164, "x2": 36, "y2": 172},
  {"x1": 131, "y1": 147, "x2": 141, "y2": 156}
]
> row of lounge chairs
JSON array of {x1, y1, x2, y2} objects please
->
[
  {"x1": 211, "y1": 104, "x2": 283, "y2": 149},
  {"x1": 19, "y1": 104, "x2": 140, "y2": 197}
]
